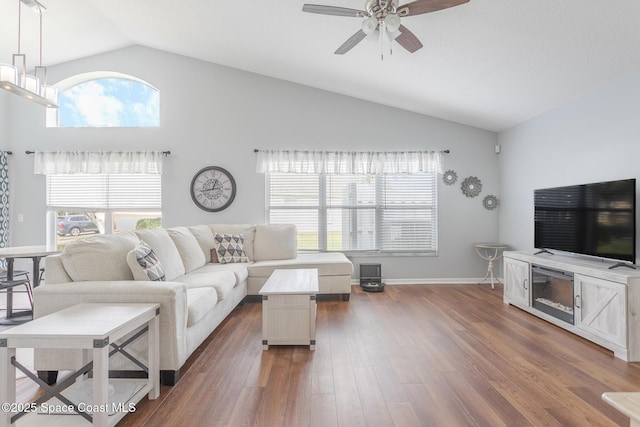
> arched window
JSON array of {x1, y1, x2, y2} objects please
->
[{"x1": 47, "y1": 72, "x2": 159, "y2": 128}]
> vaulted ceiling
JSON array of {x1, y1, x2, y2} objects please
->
[{"x1": 2, "y1": 0, "x2": 640, "y2": 132}]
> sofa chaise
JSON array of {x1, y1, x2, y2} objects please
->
[{"x1": 33, "y1": 223, "x2": 353, "y2": 385}]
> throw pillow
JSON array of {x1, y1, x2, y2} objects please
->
[
  {"x1": 210, "y1": 248, "x2": 219, "y2": 263},
  {"x1": 127, "y1": 240, "x2": 166, "y2": 281},
  {"x1": 214, "y1": 233, "x2": 249, "y2": 264}
]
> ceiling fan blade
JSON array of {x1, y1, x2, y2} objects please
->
[
  {"x1": 302, "y1": 4, "x2": 366, "y2": 17},
  {"x1": 334, "y1": 29, "x2": 367, "y2": 54},
  {"x1": 395, "y1": 25, "x2": 423, "y2": 53},
  {"x1": 398, "y1": 0, "x2": 469, "y2": 17}
]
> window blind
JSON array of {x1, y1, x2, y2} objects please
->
[
  {"x1": 46, "y1": 174, "x2": 161, "y2": 210},
  {"x1": 266, "y1": 173, "x2": 437, "y2": 255}
]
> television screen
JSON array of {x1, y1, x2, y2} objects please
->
[{"x1": 534, "y1": 179, "x2": 636, "y2": 263}]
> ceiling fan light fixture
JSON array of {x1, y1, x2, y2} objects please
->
[
  {"x1": 303, "y1": 0, "x2": 469, "y2": 57},
  {"x1": 362, "y1": 16, "x2": 378, "y2": 35},
  {"x1": 384, "y1": 14, "x2": 401, "y2": 32},
  {"x1": 387, "y1": 29, "x2": 401, "y2": 41}
]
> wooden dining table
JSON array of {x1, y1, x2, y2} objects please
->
[{"x1": 0, "y1": 245, "x2": 60, "y2": 323}]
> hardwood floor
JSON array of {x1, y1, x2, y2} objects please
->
[{"x1": 18, "y1": 284, "x2": 640, "y2": 426}]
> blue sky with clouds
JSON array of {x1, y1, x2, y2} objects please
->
[{"x1": 59, "y1": 78, "x2": 159, "y2": 127}]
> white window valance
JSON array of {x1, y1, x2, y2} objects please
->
[
  {"x1": 255, "y1": 150, "x2": 444, "y2": 175},
  {"x1": 33, "y1": 151, "x2": 165, "y2": 175}
]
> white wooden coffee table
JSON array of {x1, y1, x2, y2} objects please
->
[
  {"x1": 0, "y1": 303, "x2": 160, "y2": 427},
  {"x1": 259, "y1": 269, "x2": 318, "y2": 350},
  {"x1": 602, "y1": 392, "x2": 640, "y2": 426}
]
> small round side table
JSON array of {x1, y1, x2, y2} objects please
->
[{"x1": 474, "y1": 243, "x2": 509, "y2": 290}]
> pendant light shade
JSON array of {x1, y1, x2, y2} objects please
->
[
  {"x1": 0, "y1": 64, "x2": 18, "y2": 87},
  {"x1": 0, "y1": 0, "x2": 58, "y2": 108},
  {"x1": 24, "y1": 75, "x2": 40, "y2": 93}
]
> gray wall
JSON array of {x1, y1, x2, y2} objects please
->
[
  {"x1": 0, "y1": 92, "x2": 8, "y2": 149},
  {"x1": 5, "y1": 46, "x2": 500, "y2": 282},
  {"x1": 498, "y1": 68, "x2": 640, "y2": 263}
]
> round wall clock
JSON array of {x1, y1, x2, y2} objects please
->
[{"x1": 190, "y1": 166, "x2": 236, "y2": 212}]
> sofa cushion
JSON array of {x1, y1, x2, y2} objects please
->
[
  {"x1": 167, "y1": 227, "x2": 206, "y2": 273},
  {"x1": 134, "y1": 229, "x2": 185, "y2": 281},
  {"x1": 248, "y1": 253, "x2": 353, "y2": 277},
  {"x1": 214, "y1": 233, "x2": 249, "y2": 264},
  {"x1": 186, "y1": 287, "x2": 218, "y2": 327},
  {"x1": 188, "y1": 225, "x2": 216, "y2": 263},
  {"x1": 61, "y1": 232, "x2": 140, "y2": 281},
  {"x1": 190, "y1": 262, "x2": 249, "y2": 285},
  {"x1": 209, "y1": 224, "x2": 255, "y2": 261},
  {"x1": 127, "y1": 240, "x2": 166, "y2": 281},
  {"x1": 253, "y1": 224, "x2": 297, "y2": 261},
  {"x1": 176, "y1": 269, "x2": 237, "y2": 300}
]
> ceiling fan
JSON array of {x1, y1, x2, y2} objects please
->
[{"x1": 302, "y1": 0, "x2": 469, "y2": 56}]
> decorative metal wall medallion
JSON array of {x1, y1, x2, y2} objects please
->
[
  {"x1": 483, "y1": 195, "x2": 499, "y2": 210},
  {"x1": 461, "y1": 176, "x2": 482, "y2": 198},
  {"x1": 442, "y1": 170, "x2": 458, "y2": 185}
]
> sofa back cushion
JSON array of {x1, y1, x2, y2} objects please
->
[
  {"x1": 188, "y1": 225, "x2": 216, "y2": 263},
  {"x1": 61, "y1": 232, "x2": 140, "y2": 282},
  {"x1": 134, "y1": 228, "x2": 185, "y2": 281},
  {"x1": 253, "y1": 224, "x2": 297, "y2": 261},
  {"x1": 209, "y1": 224, "x2": 256, "y2": 261},
  {"x1": 167, "y1": 227, "x2": 206, "y2": 273}
]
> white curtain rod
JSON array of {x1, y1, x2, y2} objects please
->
[
  {"x1": 254, "y1": 149, "x2": 450, "y2": 154},
  {"x1": 25, "y1": 150, "x2": 171, "y2": 156}
]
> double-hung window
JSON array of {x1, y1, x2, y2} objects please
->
[
  {"x1": 266, "y1": 171, "x2": 438, "y2": 255},
  {"x1": 37, "y1": 151, "x2": 164, "y2": 249},
  {"x1": 46, "y1": 174, "x2": 162, "y2": 248}
]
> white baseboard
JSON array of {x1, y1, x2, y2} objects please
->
[{"x1": 351, "y1": 277, "x2": 505, "y2": 286}]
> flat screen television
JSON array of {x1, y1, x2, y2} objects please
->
[{"x1": 534, "y1": 178, "x2": 636, "y2": 264}]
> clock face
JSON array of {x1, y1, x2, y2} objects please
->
[{"x1": 190, "y1": 166, "x2": 236, "y2": 212}]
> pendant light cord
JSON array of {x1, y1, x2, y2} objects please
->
[
  {"x1": 17, "y1": 0, "x2": 22, "y2": 54},
  {"x1": 39, "y1": 12, "x2": 43, "y2": 66}
]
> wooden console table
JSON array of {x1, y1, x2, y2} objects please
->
[
  {"x1": 0, "y1": 303, "x2": 159, "y2": 426},
  {"x1": 260, "y1": 269, "x2": 318, "y2": 350}
]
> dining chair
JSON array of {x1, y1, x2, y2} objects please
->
[
  {"x1": 0, "y1": 268, "x2": 30, "y2": 283},
  {"x1": 0, "y1": 268, "x2": 33, "y2": 317}
]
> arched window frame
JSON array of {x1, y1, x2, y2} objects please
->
[{"x1": 46, "y1": 71, "x2": 160, "y2": 128}]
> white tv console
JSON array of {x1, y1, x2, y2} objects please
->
[{"x1": 503, "y1": 250, "x2": 640, "y2": 361}]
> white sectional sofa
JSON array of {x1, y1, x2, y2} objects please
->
[{"x1": 33, "y1": 223, "x2": 353, "y2": 385}]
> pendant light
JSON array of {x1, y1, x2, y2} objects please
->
[{"x1": 0, "y1": 0, "x2": 58, "y2": 108}]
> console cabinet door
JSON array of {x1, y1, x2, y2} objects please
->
[
  {"x1": 575, "y1": 274, "x2": 627, "y2": 347},
  {"x1": 504, "y1": 257, "x2": 530, "y2": 306}
]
